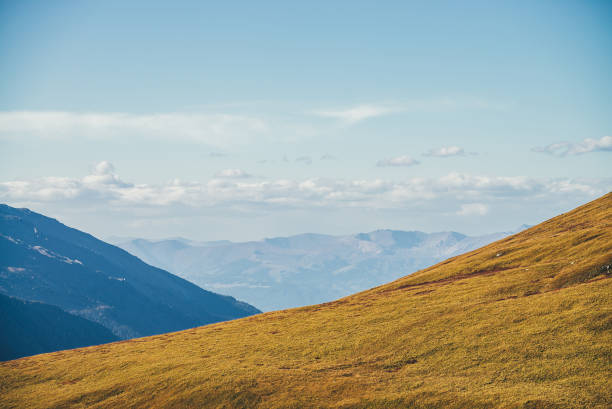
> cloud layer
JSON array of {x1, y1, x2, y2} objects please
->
[
  {"x1": 2, "y1": 162, "x2": 608, "y2": 241},
  {"x1": 1, "y1": 162, "x2": 608, "y2": 213}
]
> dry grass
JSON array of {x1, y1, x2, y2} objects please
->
[{"x1": 1, "y1": 193, "x2": 611, "y2": 409}]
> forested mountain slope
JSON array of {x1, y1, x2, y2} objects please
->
[
  {"x1": 0, "y1": 293, "x2": 118, "y2": 361},
  {"x1": 0, "y1": 205, "x2": 260, "y2": 341}
]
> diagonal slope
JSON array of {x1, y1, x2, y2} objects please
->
[
  {"x1": 376, "y1": 190, "x2": 611, "y2": 295},
  {"x1": 1, "y1": 193, "x2": 610, "y2": 409}
]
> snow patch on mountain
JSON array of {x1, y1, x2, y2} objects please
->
[{"x1": 31, "y1": 245, "x2": 83, "y2": 265}]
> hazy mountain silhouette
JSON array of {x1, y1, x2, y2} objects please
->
[{"x1": 114, "y1": 227, "x2": 528, "y2": 311}]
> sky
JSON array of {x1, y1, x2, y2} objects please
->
[{"x1": 0, "y1": 0, "x2": 611, "y2": 242}]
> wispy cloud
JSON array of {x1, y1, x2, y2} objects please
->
[
  {"x1": 376, "y1": 156, "x2": 420, "y2": 167},
  {"x1": 313, "y1": 104, "x2": 397, "y2": 124},
  {"x1": 312, "y1": 98, "x2": 508, "y2": 125},
  {"x1": 457, "y1": 203, "x2": 488, "y2": 216},
  {"x1": 533, "y1": 136, "x2": 612, "y2": 156},
  {"x1": 0, "y1": 111, "x2": 268, "y2": 147},
  {"x1": 424, "y1": 146, "x2": 465, "y2": 157}
]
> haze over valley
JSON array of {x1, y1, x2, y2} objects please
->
[{"x1": 112, "y1": 227, "x2": 529, "y2": 311}]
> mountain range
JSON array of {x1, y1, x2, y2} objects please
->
[
  {"x1": 2, "y1": 193, "x2": 609, "y2": 408},
  {"x1": 0, "y1": 204, "x2": 260, "y2": 358},
  {"x1": 112, "y1": 227, "x2": 529, "y2": 311}
]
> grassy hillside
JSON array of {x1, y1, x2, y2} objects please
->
[{"x1": 1, "y1": 193, "x2": 611, "y2": 409}]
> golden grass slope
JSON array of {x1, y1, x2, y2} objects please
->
[{"x1": 1, "y1": 193, "x2": 611, "y2": 409}]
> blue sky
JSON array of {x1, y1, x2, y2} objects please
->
[{"x1": 1, "y1": 0, "x2": 610, "y2": 241}]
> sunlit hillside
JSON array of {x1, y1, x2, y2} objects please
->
[{"x1": 1, "y1": 193, "x2": 610, "y2": 409}]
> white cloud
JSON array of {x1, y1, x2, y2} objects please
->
[
  {"x1": 320, "y1": 154, "x2": 336, "y2": 160},
  {"x1": 0, "y1": 111, "x2": 268, "y2": 147},
  {"x1": 568, "y1": 136, "x2": 612, "y2": 154},
  {"x1": 92, "y1": 161, "x2": 115, "y2": 175},
  {"x1": 376, "y1": 156, "x2": 420, "y2": 167},
  {"x1": 214, "y1": 169, "x2": 251, "y2": 179},
  {"x1": 0, "y1": 163, "x2": 200, "y2": 206},
  {"x1": 314, "y1": 105, "x2": 397, "y2": 124},
  {"x1": 457, "y1": 203, "x2": 489, "y2": 216},
  {"x1": 424, "y1": 146, "x2": 465, "y2": 157},
  {"x1": 533, "y1": 136, "x2": 612, "y2": 156}
]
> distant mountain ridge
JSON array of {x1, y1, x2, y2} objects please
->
[
  {"x1": 113, "y1": 226, "x2": 529, "y2": 311},
  {"x1": 0, "y1": 204, "x2": 260, "y2": 344}
]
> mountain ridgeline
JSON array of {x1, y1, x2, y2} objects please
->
[
  {"x1": 1, "y1": 194, "x2": 610, "y2": 408},
  {"x1": 0, "y1": 204, "x2": 260, "y2": 356},
  {"x1": 113, "y1": 227, "x2": 527, "y2": 311}
]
